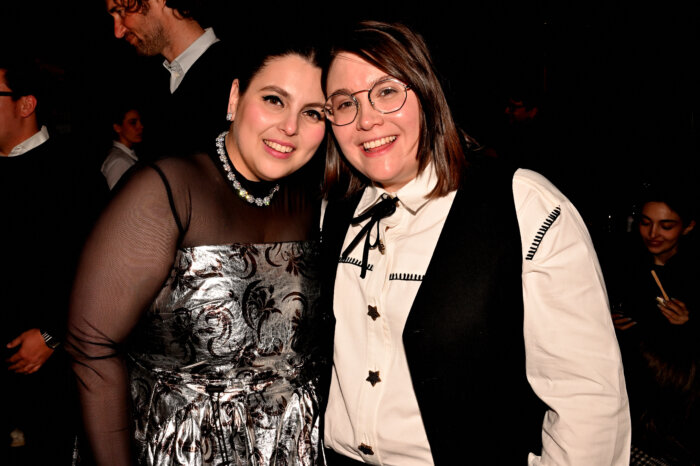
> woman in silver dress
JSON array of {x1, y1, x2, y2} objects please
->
[{"x1": 67, "y1": 39, "x2": 328, "y2": 465}]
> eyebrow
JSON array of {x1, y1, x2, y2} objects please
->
[
  {"x1": 641, "y1": 215, "x2": 679, "y2": 223},
  {"x1": 259, "y1": 85, "x2": 325, "y2": 108},
  {"x1": 328, "y1": 74, "x2": 396, "y2": 96}
]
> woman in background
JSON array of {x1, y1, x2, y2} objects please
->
[
  {"x1": 610, "y1": 184, "x2": 699, "y2": 465},
  {"x1": 101, "y1": 106, "x2": 144, "y2": 190},
  {"x1": 68, "y1": 38, "x2": 327, "y2": 466}
]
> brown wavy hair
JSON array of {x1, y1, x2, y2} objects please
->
[
  {"x1": 111, "y1": 0, "x2": 198, "y2": 20},
  {"x1": 322, "y1": 21, "x2": 470, "y2": 200}
]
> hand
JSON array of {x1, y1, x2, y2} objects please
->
[
  {"x1": 612, "y1": 313, "x2": 637, "y2": 331},
  {"x1": 6, "y1": 328, "x2": 54, "y2": 374},
  {"x1": 658, "y1": 298, "x2": 690, "y2": 325}
]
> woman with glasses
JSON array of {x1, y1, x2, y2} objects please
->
[
  {"x1": 67, "y1": 37, "x2": 327, "y2": 465},
  {"x1": 318, "y1": 21, "x2": 630, "y2": 465}
]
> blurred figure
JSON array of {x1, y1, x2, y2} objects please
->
[
  {"x1": 1, "y1": 56, "x2": 91, "y2": 465},
  {"x1": 101, "y1": 106, "x2": 143, "y2": 190},
  {"x1": 607, "y1": 182, "x2": 699, "y2": 465},
  {"x1": 105, "y1": 0, "x2": 236, "y2": 159},
  {"x1": 499, "y1": 83, "x2": 546, "y2": 169}
]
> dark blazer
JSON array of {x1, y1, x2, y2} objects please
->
[{"x1": 319, "y1": 158, "x2": 546, "y2": 464}]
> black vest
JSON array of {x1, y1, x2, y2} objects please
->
[{"x1": 319, "y1": 158, "x2": 546, "y2": 464}]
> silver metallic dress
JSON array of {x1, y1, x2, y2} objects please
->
[
  {"x1": 68, "y1": 153, "x2": 324, "y2": 466},
  {"x1": 128, "y1": 242, "x2": 321, "y2": 465}
]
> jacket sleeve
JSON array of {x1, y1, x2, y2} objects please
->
[{"x1": 514, "y1": 169, "x2": 631, "y2": 465}]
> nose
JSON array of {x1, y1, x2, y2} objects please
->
[
  {"x1": 648, "y1": 224, "x2": 660, "y2": 238},
  {"x1": 279, "y1": 112, "x2": 298, "y2": 136},
  {"x1": 356, "y1": 94, "x2": 382, "y2": 130},
  {"x1": 113, "y1": 17, "x2": 127, "y2": 39}
]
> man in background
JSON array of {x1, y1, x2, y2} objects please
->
[
  {"x1": 1, "y1": 56, "x2": 97, "y2": 465},
  {"x1": 106, "y1": 0, "x2": 236, "y2": 159}
]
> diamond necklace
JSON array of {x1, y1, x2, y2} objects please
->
[{"x1": 215, "y1": 131, "x2": 280, "y2": 207}]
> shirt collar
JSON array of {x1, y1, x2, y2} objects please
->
[
  {"x1": 356, "y1": 164, "x2": 438, "y2": 217},
  {"x1": 112, "y1": 140, "x2": 138, "y2": 160},
  {"x1": 7, "y1": 126, "x2": 50, "y2": 157},
  {"x1": 163, "y1": 27, "x2": 219, "y2": 93}
]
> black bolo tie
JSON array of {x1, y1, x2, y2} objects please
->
[{"x1": 341, "y1": 194, "x2": 399, "y2": 278}]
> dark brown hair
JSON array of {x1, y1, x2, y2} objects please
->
[
  {"x1": 111, "y1": 0, "x2": 198, "y2": 20},
  {"x1": 322, "y1": 21, "x2": 469, "y2": 199}
]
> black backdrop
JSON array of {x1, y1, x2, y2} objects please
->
[{"x1": 3, "y1": 0, "x2": 698, "y2": 238}]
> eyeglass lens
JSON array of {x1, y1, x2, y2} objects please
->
[{"x1": 325, "y1": 79, "x2": 408, "y2": 125}]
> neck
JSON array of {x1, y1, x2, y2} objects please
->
[
  {"x1": 118, "y1": 137, "x2": 133, "y2": 149},
  {"x1": 161, "y1": 19, "x2": 205, "y2": 62},
  {"x1": 0, "y1": 122, "x2": 40, "y2": 155},
  {"x1": 653, "y1": 248, "x2": 678, "y2": 266}
]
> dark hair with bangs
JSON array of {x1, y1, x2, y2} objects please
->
[
  {"x1": 636, "y1": 181, "x2": 698, "y2": 228},
  {"x1": 322, "y1": 20, "x2": 469, "y2": 199}
]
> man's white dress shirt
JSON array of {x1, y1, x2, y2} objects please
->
[
  {"x1": 163, "y1": 27, "x2": 219, "y2": 93},
  {"x1": 101, "y1": 141, "x2": 138, "y2": 190},
  {"x1": 5, "y1": 126, "x2": 49, "y2": 157}
]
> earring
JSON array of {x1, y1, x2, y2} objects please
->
[{"x1": 226, "y1": 113, "x2": 233, "y2": 121}]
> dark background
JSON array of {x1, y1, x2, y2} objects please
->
[{"x1": 2, "y1": 1, "x2": 698, "y2": 240}]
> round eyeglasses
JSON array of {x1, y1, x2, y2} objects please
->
[{"x1": 324, "y1": 78, "x2": 411, "y2": 126}]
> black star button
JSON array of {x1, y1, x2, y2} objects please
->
[
  {"x1": 367, "y1": 305, "x2": 380, "y2": 321},
  {"x1": 366, "y1": 370, "x2": 381, "y2": 386},
  {"x1": 358, "y1": 443, "x2": 374, "y2": 455}
]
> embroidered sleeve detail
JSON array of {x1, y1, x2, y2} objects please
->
[
  {"x1": 525, "y1": 206, "x2": 561, "y2": 261},
  {"x1": 388, "y1": 273, "x2": 424, "y2": 282},
  {"x1": 339, "y1": 256, "x2": 374, "y2": 272}
]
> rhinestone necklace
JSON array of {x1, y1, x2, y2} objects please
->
[{"x1": 216, "y1": 131, "x2": 279, "y2": 207}]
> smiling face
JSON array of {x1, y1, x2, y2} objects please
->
[
  {"x1": 326, "y1": 53, "x2": 421, "y2": 193},
  {"x1": 639, "y1": 201, "x2": 695, "y2": 265},
  {"x1": 225, "y1": 54, "x2": 326, "y2": 182}
]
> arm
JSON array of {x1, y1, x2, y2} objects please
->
[
  {"x1": 514, "y1": 170, "x2": 631, "y2": 465},
  {"x1": 66, "y1": 165, "x2": 182, "y2": 465}
]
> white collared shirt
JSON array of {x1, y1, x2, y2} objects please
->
[
  {"x1": 101, "y1": 141, "x2": 138, "y2": 190},
  {"x1": 5, "y1": 126, "x2": 49, "y2": 157},
  {"x1": 163, "y1": 27, "x2": 219, "y2": 93},
  {"x1": 324, "y1": 167, "x2": 631, "y2": 465}
]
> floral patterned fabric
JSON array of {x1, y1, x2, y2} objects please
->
[{"x1": 127, "y1": 241, "x2": 321, "y2": 465}]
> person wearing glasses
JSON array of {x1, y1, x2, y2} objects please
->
[
  {"x1": 1, "y1": 56, "x2": 93, "y2": 464},
  {"x1": 318, "y1": 21, "x2": 630, "y2": 465}
]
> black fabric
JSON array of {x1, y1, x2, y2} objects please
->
[
  {"x1": 341, "y1": 193, "x2": 398, "y2": 279},
  {"x1": 1, "y1": 136, "x2": 104, "y2": 464},
  {"x1": 139, "y1": 40, "x2": 237, "y2": 161},
  {"x1": 67, "y1": 150, "x2": 322, "y2": 464},
  {"x1": 319, "y1": 157, "x2": 546, "y2": 464},
  {"x1": 606, "y1": 241, "x2": 700, "y2": 465}
]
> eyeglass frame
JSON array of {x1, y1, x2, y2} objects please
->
[
  {"x1": 0, "y1": 91, "x2": 17, "y2": 97},
  {"x1": 324, "y1": 78, "x2": 412, "y2": 126}
]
